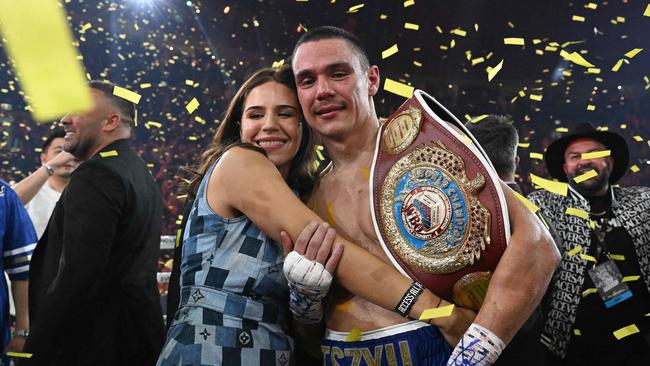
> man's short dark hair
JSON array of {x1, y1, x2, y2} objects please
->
[
  {"x1": 465, "y1": 115, "x2": 519, "y2": 178},
  {"x1": 88, "y1": 80, "x2": 137, "y2": 126},
  {"x1": 292, "y1": 26, "x2": 370, "y2": 69},
  {"x1": 42, "y1": 127, "x2": 66, "y2": 152}
]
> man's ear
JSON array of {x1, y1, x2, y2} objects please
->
[
  {"x1": 102, "y1": 113, "x2": 121, "y2": 132},
  {"x1": 515, "y1": 155, "x2": 520, "y2": 169},
  {"x1": 563, "y1": 162, "x2": 569, "y2": 175},
  {"x1": 367, "y1": 65, "x2": 380, "y2": 97}
]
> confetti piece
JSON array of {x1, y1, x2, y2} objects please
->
[
  {"x1": 613, "y1": 324, "x2": 639, "y2": 340},
  {"x1": 568, "y1": 245, "x2": 583, "y2": 257},
  {"x1": 517, "y1": 142, "x2": 530, "y2": 148},
  {"x1": 566, "y1": 207, "x2": 589, "y2": 219},
  {"x1": 633, "y1": 135, "x2": 644, "y2": 142},
  {"x1": 587, "y1": 105, "x2": 596, "y2": 111},
  {"x1": 556, "y1": 127, "x2": 569, "y2": 133},
  {"x1": 608, "y1": 254, "x2": 625, "y2": 261},
  {"x1": 573, "y1": 169, "x2": 598, "y2": 183},
  {"x1": 6, "y1": 352, "x2": 32, "y2": 358},
  {"x1": 560, "y1": 50, "x2": 595, "y2": 68},
  {"x1": 345, "y1": 327, "x2": 362, "y2": 342},
  {"x1": 587, "y1": 68, "x2": 601, "y2": 74},
  {"x1": 645, "y1": 4, "x2": 650, "y2": 17},
  {"x1": 616, "y1": 16, "x2": 625, "y2": 22},
  {"x1": 624, "y1": 48, "x2": 642, "y2": 58},
  {"x1": 513, "y1": 191, "x2": 538, "y2": 213},
  {"x1": 145, "y1": 121, "x2": 162, "y2": 129},
  {"x1": 80, "y1": 22, "x2": 92, "y2": 33},
  {"x1": 529, "y1": 94, "x2": 543, "y2": 101},
  {"x1": 572, "y1": 15, "x2": 585, "y2": 22},
  {"x1": 470, "y1": 114, "x2": 489, "y2": 124},
  {"x1": 0, "y1": 0, "x2": 93, "y2": 122},
  {"x1": 347, "y1": 4, "x2": 364, "y2": 13},
  {"x1": 471, "y1": 57, "x2": 485, "y2": 66},
  {"x1": 504, "y1": 37, "x2": 524, "y2": 45},
  {"x1": 630, "y1": 165, "x2": 640, "y2": 173},
  {"x1": 581, "y1": 150, "x2": 610, "y2": 159},
  {"x1": 404, "y1": 0, "x2": 415, "y2": 7},
  {"x1": 529, "y1": 152, "x2": 544, "y2": 160},
  {"x1": 140, "y1": 83, "x2": 152, "y2": 89},
  {"x1": 531, "y1": 173, "x2": 569, "y2": 196},
  {"x1": 487, "y1": 59, "x2": 504, "y2": 82},
  {"x1": 272, "y1": 59, "x2": 285, "y2": 68},
  {"x1": 379, "y1": 14, "x2": 388, "y2": 20},
  {"x1": 404, "y1": 22, "x2": 419, "y2": 30},
  {"x1": 582, "y1": 288, "x2": 597, "y2": 297},
  {"x1": 611, "y1": 59, "x2": 624, "y2": 72},
  {"x1": 381, "y1": 44, "x2": 399, "y2": 59},
  {"x1": 580, "y1": 254, "x2": 597, "y2": 262},
  {"x1": 574, "y1": 329, "x2": 582, "y2": 335},
  {"x1": 99, "y1": 150, "x2": 118, "y2": 158},
  {"x1": 450, "y1": 28, "x2": 467, "y2": 37},
  {"x1": 384, "y1": 78, "x2": 414, "y2": 98},
  {"x1": 185, "y1": 98, "x2": 199, "y2": 114},
  {"x1": 113, "y1": 86, "x2": 141, "y2": 104},
  {"x1": 420, "y1": 304, "x2": 455, "y2": 320},
  {"x1": 585, "y1": 3, "x2": 597, "y2": 9},
  {"x1": 622, "y1": 275, "x2": 640, "y2": 282},
  {"x1": 413, "y1": 61, "x2": 422, "y2": 67}
]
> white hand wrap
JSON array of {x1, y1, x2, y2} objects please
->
[
  {"x1": 447, "y1": 323, "x2": 505, "y2": 366},
  {"x1": 283, "y1": 251, "x2": 333, "y2": 324}
]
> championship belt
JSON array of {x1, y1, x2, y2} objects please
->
[{"x1": 370, "y1": 90, "x2": 510, "y2": 311}]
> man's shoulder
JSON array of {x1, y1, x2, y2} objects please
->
[
  {"x1": 527, "y1": 189, "x2": 561, "y2": 201},
  {"x1": 615, "y1": 185, "x2": 650, "y2": 200}
]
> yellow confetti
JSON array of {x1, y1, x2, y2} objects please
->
[
  {"x1": 531, "y1": 173, "x2": 569, "y2": 196},
  {"x1": 623, "y1": 275, "x2": 640, "y2": 282},
  {"x1": 486, "y1": 59, "x2": 504, "y2": 82},
  {"x1": 580, "y1": 253, "x2": 597, "y2": 262},
  {"x1": 581, "y1": 150, "x2": 610, "y2": 159},
  {"x1": 517, "y1": 142, "x2": 530, "y2": 148},
  {"x1": 582, "y1": 288, "x2": 597, "y2": 297},
  {"x1": 616, "y1": 16, "x2": 625, "y2": 22},
  {"x1": 404, "y1": 0, "x2": 415, "y2": 7},
  {"x1": 566, "y1": 208, "x2": 589, "y2": 219},
  {"x1": 99, "y1": 150, "x2": 118, "y2": 158},
  {"x1": 384, "y1": 78, "x2": 414, "y2": 99},
  {"x1": 145, "y1": 121, "x2": 162, "y2": 129},
  {"x1": 381, "y1": 44, "x2": 399, "y2": 59},
  {"x1": 450, "y1": 28, "x2": 467, "y2": 37},
  {"x1": 379, "y1": 14, "x2": 388, "y2": 20},
  {"x1": 6, "y1": 352, "x2": 32, "y2": 358},
  {"x1": 413, "y1": 61, "x2": 422, "y2": 67},
  {"x1": 613, "y1": 324, "x2": 639, "y2": 340},
  {"x1": 470, "y1": 114, "x2": 489, "y2": 124},
  {"x1": 347, "y1": 4, "x2": 364, "y2": 13},
  {"x1": 471, "y1": 57, "x2": 485, "y2": 66},
  {"x1": 186, "y1": 98, "x2": 200, "y2": 114},
  {"x1": 645, "y1": 4, "x2": 650, "y2": 17},
  {"x1": 567, "y1": 245, "x2": 583, "y2": 257},
  {"x1": 140, "y1": 83, "x2": 152, "y2": 89},
  {"x1": 503, "y1": 37, "x2": 525, "y2": 45},
  {"x1": 587, "y1": 105, "x2": 596, "y2": 111},
  {"x1": 560, "y1": 50, "x2": 595, "y2": 68},
  {"x1": 624, "y1": 48, "x2": 643, "y2": 58},
  {"x1": 633, "y1": 135, "x2": 643, "y2": 142},
  {"x1": 513, "y1": 191, "x2": 539, "y2": 214},
  {"x1": 529, "y1": 94, "x2": 543, "y2": 101},
  {"x1": 404, "y1": 22, "x2": 420, "y2": 30},
  {"x1": 80, "y1": 22, "x2": 92, "y2": 33},
  {"x1": 608, "y1": 254, "x2": 625, "y2": 261},
  {"x1": 420, "y1": 304, "x2": 455, "y2": 320},
  {"x1": 611, "y1": 59, "x2": 624, "y2": 72},
  {"x1": 574, "y1": 329, "x2": 582, "y2": 336},
  {"x1": 529, "y1": 152, "x2": 544, "y2": 160},
  {"x1": 585, "y1": 2, "x2": 597, "y2": 9},
  {"x1": 556, "y1": 127, "x2": 569, "y2": 133},
  {"x1": 586, "y1": 68, "x2": 601, "y2": 74},
  {"x1": 272, "y1": 59, "x2": 285, "y2": 68},
  {"x1": 573, "y1": 169, "x2": 598, "y2": 183},
  {"x1": 345, "y1": 327, "x2": 362, "y2": 342},
  {"x1": 185, "y1": 79, "x2": 194, "y2": 86},
  {"x1": 572, "y1": 15, "x2": 585, "y2": 22},
  {"x1": 0, "y1": 0, "x2": 93, "y2": 122},
  {"x1": 113, "y1": 86, "x2": 141, "y2": 104},
  {"x1": 630, "y1": 165, "x2": 640, "y2": 173}
]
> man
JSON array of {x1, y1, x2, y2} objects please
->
[
  {"x1": 0, "y1": 181, "x2": 35, "y2": 365},
  {"x1": 23, "y1": 81, "x2": 165, "y2": 365},
  {"x1": 12, "y1": 128, "x2": 78, "y2": 238},
  {"x1": 291, "y1": 26, "x2": 559, "y2": 365},
  {"x1": 528, "y1": 123, "x2": 650, "y2": 365}
]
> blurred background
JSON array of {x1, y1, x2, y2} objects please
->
[{"x1": 1, "y1": 0, "x2": 649, "y2": 236}]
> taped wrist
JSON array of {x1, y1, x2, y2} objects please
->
[
  {"x1": 447, "y1": 323, "x2": 505, "y2": 366},
  {"x1": 395, "y1": 281, "x2": 424, "y2": 317},
  {"x1": 283, "y1": 251, "x2": 333, "y2": 324}
]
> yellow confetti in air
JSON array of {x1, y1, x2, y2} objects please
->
[
  {"x1": 616, "y1": 16, "x2": 625, "y2": 22},
  {"x1": 530, "y1": 174, "x2": 568, "y2": 196},
  {"x1": 140, "y1": 83, "x2": 152, "y2": 89},
  {"x1": 186, "y1": 98, "x2": 199, "y2": 113},
  {"x1": 613, "y1": 324, "x2": 639, "y2": 340},
  {"x1": 645, "y1": 4, "x2": 650, "y2": 17},
  {"x1": 587, "y1": 105, "x2": 596, "y2": 111},
  {"x1": 582, "y1": 288, "x2": 597, "y2": 297},
  {"x1": 560, "y1": 50, "x2": 595, "y2": 68},
  {"x1": 504, "y1": 37, "x2": 525, "y2": 45},
  {"x1": 404, "y1": 22, "x2": 420, "y2": 30},
  {"x1": 622, "y1": 275, "x2": 640, "y2": 282},
  {"x1": 611, "y1": 59, "x2": 624, "y2": 72},
  {"x1": 608, "y1": 254, "x2": 625, "y2": 261},
  {"x1": 379, "y1": 14, "x2": 388, "y2": 20},
  {"x1": 384, "y1": 78, "x2": 414, "y2": 99},
  {"x1": 556, "y1": 127, "x2": 569, "y2": 133},
  {"x1": 113, "y1": 86, "x2": 141, "y2": 104},
  {"x1": 513, "y1": 191, "x2": 539, "y2": 213},
  {"x1": 529, "y1": 94, "x2": 543, "y2": 101},
  {"x1": 175, "y1": 228, "x2": 182, "y2": 248},
  {"x1": 529, "y1": 152, "x2": 544, "y2": 160},
  {"x1": 568, "y1": 245, "x2": 583, "y2": 257},
  {"x1": 185, "y1": 79, "x2": 194, "y2": 86},
  {"x1": 587, "y1": 68, "x2": 601, "y2": 74},
  {"x1": 572, "y1": 15, "x2": 585, "y2": 22},
  {"x1": 470, "y1": 114, "x2": 489, "y2": 124},
  {"x1": 382, "y1": 44, "x2": 399, "y2": 59},
  {"x1": 6, "y1": 352, "x2": 32, "y2": 358},
  {"x1": 271, "y1": 59, "x2": 285, "y2": 68},
  {"x1": 99, "y1": 150, "x2": 118, "y2": 158},
  {"x1": 585, "y1": 3, "x2": 597, "y2": 9},
  {"x1": 145, "y1": 121, "x2": 162, "y2": 129},
  {"x1": 471, "y1": 57, "x2": 485, "y2": 66},
  {"x1": 420, "y1": 304, "x2": 455, "y2": 320},
  {"x1": 404, "y1": 0, "x2": 415, "y2": 7},
  {"x1": 347, "y1": 4, "x2": 364, "y2": 13},
  {"x1": 580, "y1": 254, "x2": 597, "y2": 262},
  {"x1": 624, "y1": 48, "x2": 643, "y2": 58},
  {"x1": 0, "y1": 0, "x2": 93, "y2": 122},
  {"x1": 633, "y1": 135, "x2": 644, "y2": 142},
  {"x1": 80, "y1": 22, "x2": 92, "y2": 33},
  {"x1": 474, "y1": 23, "x2": 479, "y2": 32},
  {"x1": 630, "y1": 165, "x2": 640, "y2": 173},
  {"x1": 413, "y1": 61, "x2": 422, "y2": 67},
  {"x1": 450, "y1": 28, "x2": 467, "y2": 37},
  {"x1": 566, "y1": 208, "x2": 589, "y2": 219},
  {"x1": 435, "y1": 26, "x2": 443, "y2": 33},
  {"x1": 486, "y1": 59, "x2": 504, "y2": 82},
  {"x1": 581, "y1": 150, "x2": 610, "y2": 159},
  {"x1": 574, "y1": 329, "x2": 582, "y2": 336},
  {"x1": 573, "y1": 169, "x2": 597, "y2": 183},
  {"x1": 516, "y1": 143, "x2": 530, "y2": 149},
  {"x1": 345, "y1": 327, "x2": 362, "y2": 342}
]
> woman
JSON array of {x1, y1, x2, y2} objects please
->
[{"x1": 158, "y1": 66, "x2": 470, "y2": 365}]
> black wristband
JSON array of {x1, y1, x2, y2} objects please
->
[{"x1": 395, "y1": 281, "x2": 425, "y2": 317}]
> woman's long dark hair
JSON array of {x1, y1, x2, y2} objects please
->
[{"x1": 187, "y1": 66, "x2": 316, "y2": 197}]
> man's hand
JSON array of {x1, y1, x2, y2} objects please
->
[
  {"x1": 5, "y1": 334, "x2": 26, "y2": 354},
  {"x1": 47, "y1": 151, "x2": 77, "y2": 170},
  {"x1": 432, "y1": 300, "x2": 476, "y2": 346}
]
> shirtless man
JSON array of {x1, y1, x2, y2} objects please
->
[{"x1": 291, "y1": 26, "x2": 560, "y2": 365}]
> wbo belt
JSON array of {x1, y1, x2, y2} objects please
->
[{"x1": 370, "y1": 90, "x2": 510, "y2": 311}]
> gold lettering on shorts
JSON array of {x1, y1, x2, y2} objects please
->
[
  {"x1": 399, "y1": 340, "x2": 413, "y2": 366},
  {"x1": 331, "y1": 346, "x2": 344, "y2": 366},
  {"x1": 321, "y1": 346, "x2": 330, "y2": 366},
  {"x1": 361, "y1": 345, "x2": 383, "y2": 366},
  {"x1": 385, "y1": 343, "x2": 398, "y2": 366},
  {"x1": 344, "y1": 348, "x2": 362, "y2": 366}
]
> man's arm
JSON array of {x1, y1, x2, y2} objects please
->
[
  {"x1": 12, "y1": 151, "x2": 75, "y2": 204},
  {"x1": 5, "y1": 280, "x2": 29, "y2": 352},
  {"x1": 474, "y1": 182, "x2": 560, "y2": 343}
]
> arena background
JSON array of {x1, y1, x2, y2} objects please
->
[{"x1": 1, "y1": 0, "x2": 649, "y2": 236}]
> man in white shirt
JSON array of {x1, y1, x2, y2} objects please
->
[{"x1": 13, "y1": 128, "x2": 79, "y2": 238}]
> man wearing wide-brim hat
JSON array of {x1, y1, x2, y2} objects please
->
[{"x1": 528, "y1": 123, "x2": 650, "y2": 366}]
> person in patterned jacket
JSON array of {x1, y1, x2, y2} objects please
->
[{"x1": 528, "y1": 123, "x2": 650, "y2": 366}]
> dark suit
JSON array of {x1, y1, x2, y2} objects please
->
[{"x1": 25, "y1": 138, "x2": 165, "y2": 365}]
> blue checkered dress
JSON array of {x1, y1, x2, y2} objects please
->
[{"x1": 157, "y1": 162, "x2": 292, "y2": 366}]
